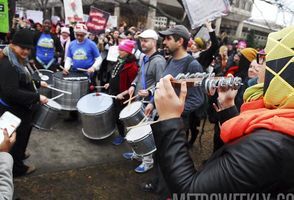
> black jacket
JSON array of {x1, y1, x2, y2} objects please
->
[
  {"x1": 0, "y1": 57, "x2": 40, "y2": 110},
  {"x1": 197, "y1": 31, "x2": 219, "y2": 70},
  {"x1": 151, "y1": 108, "x2": 294, "y2": 194}
]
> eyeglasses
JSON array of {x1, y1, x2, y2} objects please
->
[{"x1": 257, "y1": 53, "x2": 266, "y2": 65}]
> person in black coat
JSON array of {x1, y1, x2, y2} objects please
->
[
  {"x1": 151, "y1": 27, "x2": 294, "y2": 195},
  {"x1": 0, "y1": 29, "x2": 49, "y2": 177}
]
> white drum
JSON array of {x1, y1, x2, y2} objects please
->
[
  {"x1": 77, "y1": 93, "x2": 116, "y2": 140},
  {"x1": 33, "y1": 99, "x2": 62, "y2": 130},
  {"x1": 119, "y1": 101, "x2": 145, "y2": 127},
  {"x1": 125, "y1": 124, "x2": 157, "y2": 156}
]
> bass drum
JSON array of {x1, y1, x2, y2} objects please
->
[
  {"x1": 77, "y1": 93, "x2": 116, "y2": 140},
  {"x1": 33, "y1": 100, "x2": 62, "y2": 130},
  {"x1": 53, "y1": 71, "x2": 89, "y2": 111},
  {"x1": 125, "y1": 124, "x2": 156, "y2": 156},
  {"x1": 119, "y1": 101, "x2": 145, "y2": 128}
]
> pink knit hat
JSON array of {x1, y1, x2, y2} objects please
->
[
  {"x1": 118, "y1": 39, "x2": 135, "y2": 54},
  {"x1": 237, "y1": 40, "x2": 247, "y2": 49}
]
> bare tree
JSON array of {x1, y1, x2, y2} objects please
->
[
  {"x1": 36, "y1": 0, "x2": 50, "y2": 18},
  {"x1": 113, "y1": 0, "x2": 185, "y2": 24}
]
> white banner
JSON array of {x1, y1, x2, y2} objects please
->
[
  {"x1": 63, "y1": 0, "x2": 83, "y2": 24},
  {"x1": 26, "y1": 10, "x2": 43, "y2": 23},
  {"x1": 182, "y1": 0, "x2": 230, "y2": 29},
  {"x1": 107, "y1": 16, "x2": 117, "y2": 29},
  {"x1": 106, "y1": 46, "x2": 119, "y2": 62}
]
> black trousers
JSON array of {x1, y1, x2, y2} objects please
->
[
  {"x1": 0, "y1": 105, "x2": 34, "y2": 176},
  {"x1": 113, "y1": 100, "x2": 126, "y2": 137}
]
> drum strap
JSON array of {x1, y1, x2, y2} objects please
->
[
  {"x1": 0, "y1": 99, "x2": 11, "y2": 108},
  {"x1": 36, "y1": 56, "x2": 55, "y2": 70},
  {"x1": 141, "y1": 56, "x2": 149, "y2": 90}
]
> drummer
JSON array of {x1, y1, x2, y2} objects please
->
[
  {"x1": 0, "y1": 29, "x2": 49, "y2": 177},
  {"x1": 104, "y1": 39, "x2": 138, "y2": 145},
  {"x1": 63, "y1": 23, "x2": 103, "y2": 85},
  {"x1": 123, "y1": 30, "x2": 166, "y2": 173},
  {"x1": 32, "y1": 19, "x2": 63, "y2": 72}
]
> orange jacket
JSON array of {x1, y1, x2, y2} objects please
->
[{"x1": 221, "y1": 99, "x2": 294, "y2": 143}]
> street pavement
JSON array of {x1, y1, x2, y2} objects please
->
[{"x1": 13, "y1": 112, "x2": 214, "y2": 200}]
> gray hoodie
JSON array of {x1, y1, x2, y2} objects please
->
[{"x1": 132, "y1": 52, "x2": 166, "y2": 101}]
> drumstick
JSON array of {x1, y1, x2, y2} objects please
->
[
  {"x1": 50, "y1": 93, "x2": 64, "y2": 101},
  {"x1": 123, "y1": 85, "x2": 154, "y2": 105},
  {"x1": 31, "y1": 63, "x2": 43, "y2": 76},
  {"x1": 123, "y1": 94, "x2": 139, "y2": 105},
  {"x1": 59, "y1": 65, "x2": 64, "y2": 70},
  {"x1": 96, "y1": 93, "x2": 117, "y2": 99},
  {"x1": 128, "y1": 92, "x2": 133, "y2": 107},
  {"x1": 137, "y1": 115, "x2": 149, "y2": 126},
  {"x1": 126, "y1": 120, "x2": 160, "y2": 130},
  {"x1": 89, "y1": 85, "x2": 106, "y2": 91},
  {"x1": 77, "y1": 68, "x2": 88, "y2": 72},
  {"x1": 47, "y1": 85, "x2": 72, "y2": 95}
]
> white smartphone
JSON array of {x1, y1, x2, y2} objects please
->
[{"x1": 0, "y1": 111, "x2": 21, "y2": 143}]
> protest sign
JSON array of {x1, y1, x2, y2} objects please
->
[
  {"x1": 106, "y1": 46, "x2": 119, "y2": 62},
  {"x1": 64, "y1": 0, "x2": 83, "y2": 24},
  {"x1": 26, "y1": 10, "x2": 43, "y2": 24},
  {"x1": 86, "y1": 6, "x2": 110, "y2": 35},
  {"x1": 182, "y1": 0, "x2": 230, "y2": 29},
  {"x1": 0, "y1": 0, "x2": 9, "y2": 33}
]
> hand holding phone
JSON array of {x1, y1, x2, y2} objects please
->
[
  {"x1": 0, "y1": 112, "x2": 21, "y2": 144},
  {"x1": 0, "y1": 129, "x2": 16, "y2": 152}
]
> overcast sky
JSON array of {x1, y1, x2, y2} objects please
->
[{"x1": 251, "y1": 0, "x2": 294, "y2": 26}]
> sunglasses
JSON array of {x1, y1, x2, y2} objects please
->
[{"x1": 257, "y1": 53, "x2": 266, "y2": 65}]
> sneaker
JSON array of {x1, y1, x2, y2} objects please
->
[
  {"x1": 25, "y1": 164, "x2": 36, "y2": 175},
  {"x1": 112, "y1": 135, "x2": 124, "y2": 145},
  {"x1": 135, "y1": 162, "x2": 153, "y2": 173},
  {"x1": 122, "y1": 152, "x2": 142, "y2": 161}
]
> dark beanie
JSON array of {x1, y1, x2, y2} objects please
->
[{"x1": 12, "y1": 29, "x2": 34, "y2": 49}]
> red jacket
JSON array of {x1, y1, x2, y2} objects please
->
[{"x1": 119, "y1": 60, "x2": 138, "y2": 93}]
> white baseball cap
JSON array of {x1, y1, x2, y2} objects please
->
[{"x1": 139, "y1": 29, "x2": 158, "y2": 40}]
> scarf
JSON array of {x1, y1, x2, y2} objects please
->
[
  {"x1": 3, "y1": 46, "x2": 31, "y2": 84},
  {"x1": 243, "y1": 83, "x2": 264, "y2": 103},
  {"x1": 220, "y1": 27, "x2": 294, "y2": 143}
]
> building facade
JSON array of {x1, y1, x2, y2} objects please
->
[{"x1": 16, "y1": 0, "x2": 282, "y2": 44}]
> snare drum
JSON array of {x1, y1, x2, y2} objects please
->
[
  {"x1": 125, "y1": 125, "x2": 157, "y2": 156},
  {"x1": 53, "y1": 71, "x2": 89, "y2": 111},
  {"x1": 33, "y1": 100, "x2": 62, "y2": 130},
  {"x1": 33, "y1": 69, "x2": 54, "y2": 98},
  {"x1": 77, "y1": 93, "x2": 116, "y2": 140},
  {"x1": 119, "y1": 101, "x2": 145, "y2": 127}
]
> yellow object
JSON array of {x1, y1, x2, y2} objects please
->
[
  {"x1": 263, "y1": 26, "x2": 294, "y2": 109},
  {"x1": 243, "y1": 83, "x2": 264, "y2": 103}
]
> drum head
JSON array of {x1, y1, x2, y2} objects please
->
[
  {"x1": 126, "y1": 125, "x2": 152, "y2": 141},
  {"x1": 119, "y1": 101, "x2": 143, "y2": 119},
  {"x1": 54, "y1": 71, "x2": 88, "y2": 81},
  {"x1": 46, "y1": 99, "x2": 62, "y2": 110},
  {"x1": 33, "y1": 69, "x2": 54, "y2": 84},
  {"x1": 77, "y1": 93, "x2": 113, "y2": 114}
]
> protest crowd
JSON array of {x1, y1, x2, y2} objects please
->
[{"x1": 0, "y1": 1, "x2": 293, "y2": 199}]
